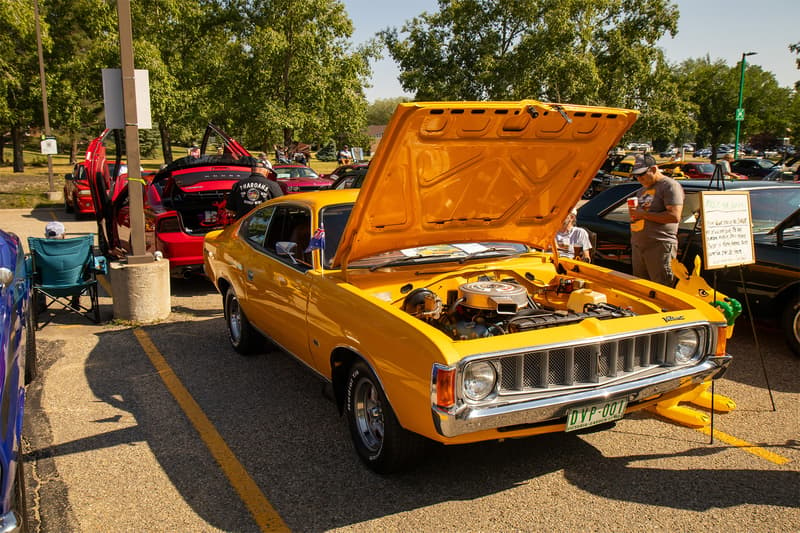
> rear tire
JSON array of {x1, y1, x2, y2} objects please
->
[
  {"x1": 14, "y1": 459, "x2": 29, "y2": 532},
  {"x1": 345, "y1": 361, "x2": 427, "y2": 474},
  {"x1": 582, "y1": 184, "x2": 596, "y2": 199},
  {"x1": 224, "y1": 287, "x2": 259, "y2": 355},
  {"x1": 782, "y1": 296, "x2": 800, "y2": 357},
  {"x1": 25, "y1": 298, "x2": 37, "y2": 384}
]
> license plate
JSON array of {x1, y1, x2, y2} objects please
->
[{"x1": 565, "y1": 398, "x2": 628, "y2": 432}]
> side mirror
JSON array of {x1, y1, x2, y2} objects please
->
[{"x1": 276, "y1": 241, "x2": 298, "y2": 264}]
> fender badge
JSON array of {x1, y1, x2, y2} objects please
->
[{"x1": 663, "y1": 315, "x2": 684, "y2": 323}]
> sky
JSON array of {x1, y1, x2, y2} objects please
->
[{"x1": 341, "y1": 0, "x2": 800, "y2": 102}]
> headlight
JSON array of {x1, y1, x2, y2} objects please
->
[
  {"x1": 674, "y1": 329, "x2": 701, "y2": 363},
  {"x1": 463, "y1": 361, "x2": 496, "y2": 401}
]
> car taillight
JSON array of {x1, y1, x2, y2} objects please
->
[
  {"x1": 433, "y1": 365, "x2": 456, "y2": 409},
  {"x1": 157, "y1": 216, "x2": 181, "y2": 233},
  {"x1": 78, "y1": 190, "x2": 92, "y2": 196}
]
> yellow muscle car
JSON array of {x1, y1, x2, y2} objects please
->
[{"x1": 204, "y1": 101, "x2": 732, "y2": 473}]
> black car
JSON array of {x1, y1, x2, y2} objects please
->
[
  {"x1": 730, "y1": 158, "x2": 778, "y2": 178},
  {"x1": 329, "y1": 162, "x2": 369, "y2": 190},
  {"x1": 577, "y1": 180, "x2": 800, "y2": 356}
]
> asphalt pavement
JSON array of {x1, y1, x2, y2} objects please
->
[{"x1": 4, "y1": 207, "x2": 799, "y2": 532}]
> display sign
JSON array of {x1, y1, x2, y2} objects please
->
[
  {"x1": 40, "y1": 137, "x2": 58, "y2": 155},
  {"x1": 700, "y1": 191, "x2": 755, "y2": 269},
  {"x1": 102, "y1": 68, "x2": 152, "y2": 129},
  {"x1": 351, "y1": 147, "x2": 364, "y2": 161}
]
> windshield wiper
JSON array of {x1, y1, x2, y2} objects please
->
[
  {"x1": 369, "y1": 254, "x2": 426, "y2": 272},
  {"x1": 457, "y1": 247, "x2": 523, "y2": 263}
]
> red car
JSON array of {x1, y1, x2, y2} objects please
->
[
  {"x1": 661, "y1": 161, "x2": 745, "y2": 180},
  {"x1": 272, "y1": 164, "x2": 334, "y2": 193},
  {"x1": 87, "y1": 124, "x2": 261, "y2": 278},
  {"x1": 64, "y1": 131, "x2": 132, "y2": 216},
  {"x1": 64, "y1": 162, "x2": 95, "y2": 215}
]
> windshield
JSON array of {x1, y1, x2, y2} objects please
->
[
  {"x1": 319, "y1": 204, "x2": 529, "y2": 269},
  {"x1": 749, "y1": 188, "x2": 800, "y2": 232},
  {"x1": 275, "y1": 166, "x2": 319, "y2": 179}
]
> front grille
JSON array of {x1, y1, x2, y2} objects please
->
[{"x1": 495, "y1": 330, "x2": 687, "y2": 394}]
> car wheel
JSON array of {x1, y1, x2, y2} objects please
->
[
  {"x1": 782, "y1": 296, "x2": 800, "y2": 357},
  {"x1": 224, "y1": 287, "x2": 259, "y2": 355},
  {"x1": 582, "y1": 184, "x2": 596, "y2": 200},
  {"x1": 345, "y1": 361, "x2": 427, "y2": 474},
  {"x1": 25, "y1": 299, "x2": 37, "y2": 384},
  {"x1": 14, "y1": 459, "x2": 29, "y2": 531}
]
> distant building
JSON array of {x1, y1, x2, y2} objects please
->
[{"x1": 366, "y1": 125, "x2": 386, "y2": 155}]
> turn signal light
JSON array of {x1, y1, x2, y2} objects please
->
[
  {"x1": 434, "y1": 365, "x2": 456, "y2": 408},
  {"x1": 715, "y1": 327, "x2": 728, "y2": 356}
]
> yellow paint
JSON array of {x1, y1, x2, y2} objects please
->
[
  {"x1": 133, "y1": 328, "x2": 288, "y2": 532},
  {"x1": 698, "y1": 426, "x2": 792, "y2": 465}
]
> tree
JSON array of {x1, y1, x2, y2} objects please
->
[
  {"x1": 380, "y1": 0, "x2": 678, "y2": 104},
  {"x1": 677, "y1": 57, "x2": 791, "y2": 160},
  {"x1": 199, "y1": 0, "x2": 380, "y2": 152},
  {"x1": 0, "y1": 0, "x2": 46, "y2": 172},
  {"x1": 45, "y1": 0, "x2": 118, "y2": 163},
  {"x1": 367, "y1": 97, "x2": 411, "y2": 125}
]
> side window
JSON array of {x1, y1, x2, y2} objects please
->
[
  {"x1": 679, "y1": 192, "x2": 700, "y2": 229},
  {"x1": 321, "y1": 204, "x2": 353, "y2": 268},
  {"x1": 264, "y1": 205, "x2": 312, "y2": 268},
  {"x1": 242, "y1": 206, "x2": 275, "y2": 248}
]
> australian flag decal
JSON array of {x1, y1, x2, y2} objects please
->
[{"x1": 305, "y1": 226, "x2": 325, "y2": 252}]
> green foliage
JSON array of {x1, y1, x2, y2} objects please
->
[{"x1": 367, "y1": 97, "x2": 410, "y2": 125}]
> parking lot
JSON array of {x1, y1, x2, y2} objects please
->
[{"x1": 7, "y1": 207, "x2": 800, "y2": 532}]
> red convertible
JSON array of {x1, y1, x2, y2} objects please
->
[{"x1": 87, "y1": 124, "x2": 262, "y2": 277}]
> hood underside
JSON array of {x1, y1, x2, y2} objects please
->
[{"x1": 333, "y1": 100, "x2": 639, "y2": 269}]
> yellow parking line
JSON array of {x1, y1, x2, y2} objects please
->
[
  {"x1": 697, "y1": 427, "x2": 791, "y2": 465},
  {"x1": 133, "y1": 328, "x2": 289, "y2": 532}
]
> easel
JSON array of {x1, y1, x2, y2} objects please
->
[{"x1": 698, "y1": 189, "x2": 777, "y2": 442}]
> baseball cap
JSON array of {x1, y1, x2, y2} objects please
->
[
  {"x1": 45, "y1": 221, "x2": 65, "y2": 238},
  {"x1": 631, "y1": 154, "x2": 657, "y2": 175}
]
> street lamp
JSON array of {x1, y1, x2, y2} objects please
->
[{"x1": 734, "y1": 51, "x2": 757, "y2": 159}]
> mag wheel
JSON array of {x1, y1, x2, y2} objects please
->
[
  {"x1": 224, "y1": 287, "x2": 259, "y2": 355},
  {"x1": 345, "y1": 361, "x2": 426, "y2": 474},
  {"x1": 782, "y1": 296, "x2": 800, "y2": 357}
]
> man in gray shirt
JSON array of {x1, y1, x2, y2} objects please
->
[{"x1": 628, "y1": 153, "x2": 684, "y2": 286}]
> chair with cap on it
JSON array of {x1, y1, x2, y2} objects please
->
[{"x1": 27, "y1": 234, "x2": 107, "y2": 327}]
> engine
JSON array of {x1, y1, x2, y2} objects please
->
[{"x1": 402, "y1": 278, "x2": 635, "y2": 340}]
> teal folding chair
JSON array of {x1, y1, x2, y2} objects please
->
[{"x1": 27, "y1": 234, "x2": 107, "y2": 327}]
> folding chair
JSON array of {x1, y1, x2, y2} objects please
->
[{"x1": 27, "y1": 234, "x2": 107, "y2": 327}]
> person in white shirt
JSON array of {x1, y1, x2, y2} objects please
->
[{"x1": 555, "y1": 208, "x2": 592, "y2": 261}]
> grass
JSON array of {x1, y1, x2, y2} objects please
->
[{"x1": 0, "y1": 147, "x2": 343, "y2": 209}]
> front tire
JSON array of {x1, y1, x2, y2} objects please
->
[
  {"x1": 782, "y1": 296, "x2": 800, "y2": 357},
  {"x1": 582, "y1": 183, "x2": 596, "y2": 200},
  {"x1": 345, "y1": 361, "x2": 427, "y2": 474},
  {"x1": 224, "y1": 287, "x2": 259, "y2": 355},
  {"x1": 25, "y1": 297, "x2": 37, "y2": 384}
]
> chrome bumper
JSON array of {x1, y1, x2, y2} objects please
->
[
  {"x1": 432, "y1": 354, "x2": 731, "y2": 438},
  {"x1": 0, "y1": 510, "x2": 20, "y2": 533}
]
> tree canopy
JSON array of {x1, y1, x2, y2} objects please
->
[{"x1": 2, "y1": 0, "x2": 798, "y2": 172}]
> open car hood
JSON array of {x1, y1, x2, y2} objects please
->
[{"x1": 333, "y1": 100, "x2": 638, "y2": 269}]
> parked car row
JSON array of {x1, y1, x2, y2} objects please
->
[{"x1": 577, "y1": 180, "x2": 800, "y2": 357}]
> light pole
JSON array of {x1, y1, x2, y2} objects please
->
[{"x1": 734, "y1": 51, "x2": 757, "y2": 159}]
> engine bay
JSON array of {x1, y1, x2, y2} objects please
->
[{"x1": 400, "y1": 275, "x2": 636, "y2": 340}]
